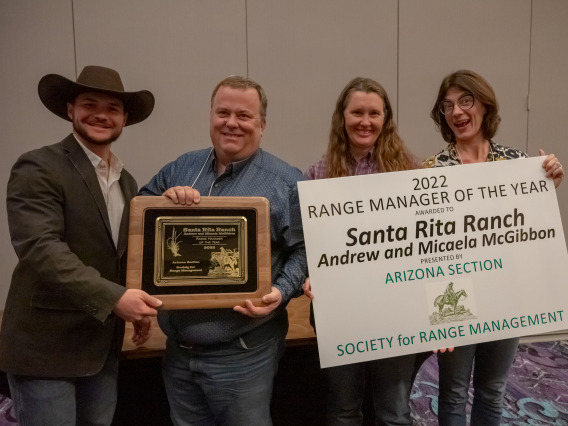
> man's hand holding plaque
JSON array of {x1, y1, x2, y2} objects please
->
[
  {"x1": 234, "y1": 286, "x2": 283, "y2": 318},
  {"x1": 163, "y1": 186, "x2": 201, "y2": 206}
]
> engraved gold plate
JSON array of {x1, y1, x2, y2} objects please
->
[{"x1": 154, "y1": 217, "x2": 247, "y2": 286}]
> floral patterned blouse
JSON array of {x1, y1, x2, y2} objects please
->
[{"x1": 423, "y1": 140, "x2": 527, "y2": 168}]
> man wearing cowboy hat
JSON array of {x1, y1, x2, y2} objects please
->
[{"x1": 0, "y1": 65, "x2": 162, "y2": 425}]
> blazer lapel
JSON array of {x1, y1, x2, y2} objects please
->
[
  {"x1": 117, "y1": 175, "x2": 135, "y2": 258},
  {"x1": 62, "y1": 135, "x2": 113, "y2": 242}
]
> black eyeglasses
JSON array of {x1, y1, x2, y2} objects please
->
[{"x1": 439, "y1": 94, "x2": 474, "y2": 115}]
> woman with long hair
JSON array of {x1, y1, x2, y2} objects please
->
[{"x1": 304, "y1": 77, "x2": 419, "y2": 425}]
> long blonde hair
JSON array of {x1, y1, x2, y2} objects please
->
[{"x1": 325, "y1": 77, "x2": 416, "y2": 177}]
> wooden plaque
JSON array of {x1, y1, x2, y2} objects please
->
[{"x1": 127, "y1": 196, "x2": 271, "y2": 309}]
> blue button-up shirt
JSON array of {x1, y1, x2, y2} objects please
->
[{"x1": 139, "y1": 148, "x2": 307, "y2": 345}]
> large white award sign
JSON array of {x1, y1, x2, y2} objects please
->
[{"x1": 298, "y1": 157, "x2": 568, "y2": 368}]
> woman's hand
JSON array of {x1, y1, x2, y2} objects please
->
[
  {"x1": 539, "y1": 149, "x2": 564, "y2": 188},
  {"x1": 302, "y1": 278, "x2": 314, "y2": 300},
  {"x1": 433, "y1": 347, "x2": 454, "y2": 354}
]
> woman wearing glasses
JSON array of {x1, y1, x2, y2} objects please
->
[
  {"x1": 304, "y1": 77, "x2": 419, "y2": 425},
  {"x1": 424, "y1": 69, "x2": 564, "y2": 425}
]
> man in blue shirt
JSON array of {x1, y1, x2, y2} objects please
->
[{"x1": 139, "y1": 76, "x2": 307, "y2": 425}]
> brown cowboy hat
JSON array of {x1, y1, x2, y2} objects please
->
[{"x1": 38, "y1": 65, "x2": 155, "y2": 126}]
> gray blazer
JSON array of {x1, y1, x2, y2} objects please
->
[{"x1": 0, "y1": 134, "x2": 137, "y2": 377}]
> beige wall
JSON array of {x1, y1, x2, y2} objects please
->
[{"x1": 1, "y1": 0, "x2": 567, "y2": 308}]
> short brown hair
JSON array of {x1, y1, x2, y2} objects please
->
[
  {"x1": 211, "y1": 76, "x2": 267, "y2": 120},
  {"x1": 430, "y1": 69, "x2": 501, "y2": 143}
]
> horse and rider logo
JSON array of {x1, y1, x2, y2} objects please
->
[
  {"x1": 208, "y1": 247, "x2": 240, "y2": 277},
  {"x1": 429, "y1": 280, "x2": 477, "y2": 325},
  {"x1": 434, "y1": 282, "x2": 467, "y2": 314}
]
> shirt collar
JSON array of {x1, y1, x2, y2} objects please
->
[
  {"x1": 212, "y1": 149, "x2": 261, "y2": 176},
  {"x1": 348, "y1": 150, "x2": 374, "y2": 166},
  {"x1": 448, "y1": 140, "x2": 498, "y2": 163},
  {"x1": 73, "y1": 133, "x2": 124, "y2": 174}
]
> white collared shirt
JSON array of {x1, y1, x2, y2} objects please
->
[{"x1": 74, "y1": 135, "x2": 126, "y2": 248}]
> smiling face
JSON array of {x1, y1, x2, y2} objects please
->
[
  {"x1": 67, "y1": 92, "x2": 127, "y2": 149},
  {"x1": 210, "y1": 86, "x2": 265, "y2": 168},
  {"x1": 343, "y1": 91, "x2": 385, "y2": 158},
  {"x1": 443, "y1": 87, "x2": 486, "y2": 144}
]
